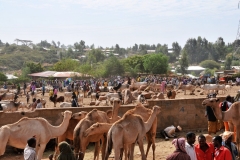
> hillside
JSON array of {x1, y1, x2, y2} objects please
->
[{"x1": 0, "y1": 45, "x2": 59, "y2": 71}]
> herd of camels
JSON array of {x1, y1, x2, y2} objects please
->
[{"x1": 0, "y1": 96, "x2": 240, "y2": 160}]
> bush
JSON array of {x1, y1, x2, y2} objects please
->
[
  {"x1": 200, "y1": 60, "x2": 221, "y2": 69},
  {"x1": 0, "y1": 72, "x2": 7, "y2": 82}
]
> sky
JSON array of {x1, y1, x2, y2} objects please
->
[{"x1": 0, "y1": 0, "x2": 239, "y2": 48}]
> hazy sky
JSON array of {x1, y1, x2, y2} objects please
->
[{"x1": 0, "y1": 0, "x2": 239, "y2": 48}]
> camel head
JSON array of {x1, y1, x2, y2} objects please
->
[
  {"x1": 62, "y1": 110, "x2": 72, "y2": 120},
  {"x1": 112, "y1": 98, "x2": 121, "y2": 106},
  {"x1": 84, "y1": 122, "x2": 101, "y2": 137},
  {"x1": 72, "y1": 111, "x2": 88, "y2": 120},
  {"x1": 152, "y1": 105, "x2": 161, "y2": 115},
  {"x1": 87, "y1": 109, "x2": 100, "y2": 121},
  {"x1": 202, "y1": 98, "x2": 219, "y2": 108}
]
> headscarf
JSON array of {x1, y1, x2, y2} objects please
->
[
  {"x1": 172, "y1": 138, "x2": 186, "y2": 153},
  {"x1": 222, "y1": 131, "x2": 234, "y2": 141},
  {"x1": 57, "y1": 141, "x2": 76, "y2": 160}
]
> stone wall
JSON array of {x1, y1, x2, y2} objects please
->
[
  {"x1": 148, "y1": 97, "x2": 225, "y2": 132},
  {"x1": 0, "y1": 97, "x2": 225, "y2": 133}
]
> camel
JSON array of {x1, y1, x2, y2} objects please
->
[
  {"x1": 127, "y1": 103, "x2": 158, "y2": 160},
  {"x1": 202, "y1": 98, "x2": 240, "y2": 152},
  {"x1": 53, "y1": 111, "x2": 88, "y2": 159},
  {"x1": 49, "y1": 96, "x2": 64, "y2": 107},
  {"x1": 0, "y1": 110, "x2": 72, "y2": 160},
  {"x1": 104, "y1": 105, "x2": 161, "y2": 160},
  {"x1": 73, "y1": 98, "x2": 121, "y2": 160},
  {"x1": 167, "y1": 90, "x2": 177, "y2": 99},
  {"x1": 84, "y1": 122, "x2": 132, "y2": 160}
]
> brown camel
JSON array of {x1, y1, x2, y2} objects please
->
[
  {"x1": 84, "y1": 122, "x2": 131, "y2": 160},
  {"x1": 73, "y1": 98, "x2": 121, "y2": 160},
  {"x1": 127, "y1": 103, "x2": 158, "y2": 160},
  {"x1": 167, "y1": 90, "x2": 177, "y2": 99},
  {"x1": 53, "y1": 111, "x2": 88, "y2": 159},
  {"x1": 104, "y1": 105, "x2": 161, "y2": 160},
  {"x1": 0, "y1": 110, "x2": 72, "y2": 160},
  {"x1": 202, "y1": 98, "x2": 240, "y2": 151}
]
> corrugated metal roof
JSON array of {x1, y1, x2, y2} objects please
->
[{"x1": 28, "y1": 71, "x2": 83, "y2": 78}]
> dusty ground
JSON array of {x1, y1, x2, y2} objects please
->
[{"x1": 0, "y1": 85, "x2": 239, "y2": 160}]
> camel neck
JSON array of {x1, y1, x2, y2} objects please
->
[
  {"x1": 49, "y1": 117, "x2": 70, "y2": 137},
  {"x1": 111, "y1": 104, "x2": 120, "y2": 123},
  {"x1": 144, "y1": 110, "x2": 157, "y2": 132},
  {"x1": 212, "y1": 102, "x2": 224, "y2": 120}
]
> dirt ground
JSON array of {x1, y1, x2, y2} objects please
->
[{"x1": 1, "y1": 85, "x2": 240, "y2": 160}]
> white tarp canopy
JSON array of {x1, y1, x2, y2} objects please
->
[
  {"x1": 187, "y1": 66, "x2": 205, "y2": 71},
  {"x1": 6, "y1": 74, "x2": 18, "y2": 79}
]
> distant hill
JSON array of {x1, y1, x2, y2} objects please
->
[{"x1": 0, "y1": 45, "x2": 59, "y2": 71}]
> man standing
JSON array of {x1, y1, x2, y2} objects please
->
[
  {"x1": 212, "y1": 136, "x2": 232, "y2": 160},
  {"x1": 23, "y1": 82, "x2": 27, "y2": 95},
  {"x1": 24, "y1": 137, "x2": 36, "y2": 160},
  {"x1": 195, "y1": 134, "x2": 214, "y2": 160},
  {"x1": 222, "y1": 131, "x2": 238, "y2": 160},
  {"x1": 185, "y1": 132, "x2": 197, "y2": 160},
  {"x1": 205, "y1": 103, "x2": 218, "y2": 134}
]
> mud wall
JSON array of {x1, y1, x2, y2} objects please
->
[{"x1": 0, "y1": 97, "x2": 225, "y2": 133}]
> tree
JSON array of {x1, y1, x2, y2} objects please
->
[
  {"x1": 179, "y1": 50, "x2": 189, "y2": 75},
  {"x1": 87, "y1": 49, "x2": 105, "y2": 64},
  {"x1": 115, "y1": 44, "x2": 120, "y2": 53},
  {"x1": 200, "y1": 60, "x2": 221, "y2": 69},
  {"x1": 0, "y1": 72, "x2": 7, "y2": 82},
  {"x1": 143, "y1": 54, "x2": 168, "y2": 74},
  {"x1": 172, "y1": 42, "x2": 181, "y2": 58},
  {"x1": 90, "y1": 44, "x2": 95, "y2": 49},
  {"x1": 103, "y1": 55, "x2": 124, "y2": 77},
  {"x1": 24, "y1": 62, "x2": 43, "y2": 73},
  {"x1": 52, "y1": 41, "x2": 57, "y2": 48},
  {"x1": 122, "y1": 55, "x2": 145, "y2": 73},
  {"x1": 224, "y1": 55, "x2": 232, "y2": 70},
  {"x1": 57, "y1": 41, "x2": 61, "y2": 48},
  {"x1": 52, "y1": 58, "x2": 79, "y2": 71}
]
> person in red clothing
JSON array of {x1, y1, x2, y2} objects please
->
[
  {"x1": 212, "y1": 135, "x2": 232, "y2": 160},
  {"x1": 195, "y1": 134, "x2": 214, "y2": 160}
]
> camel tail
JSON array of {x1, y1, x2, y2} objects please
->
[
  {"x1": 73, "y1": 128, "x2": 80, "y2": 155},
  {"x1": 107, "y1": 130, "x2": 113, "y2": 156}
]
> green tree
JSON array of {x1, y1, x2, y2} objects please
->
[
  {"x1": 179, "y1": 50, "x2": 189, "y2": 74},
  {"x1": 200, "y1": 60, "x2": 221, "y2": 69},
  {"x1": 24, "y1": 62, "x2": 43, "y2": 73},
  {"x1": 143, "y1": 53, "x2": 168, "y2": 74},
  {"x1": 87, "y1": 49, "x2": 105, "y2": 64},
  {"x1": 224, "y1": 55, "x2": 232, "y2": 70},
  {"x1": 122, "y1": 55, "x2": 145, "y2": 73},
  {"x1": 172, "y1": 42, "x2": 181, "y2": 58},
  {"x1": 102, "y1": 55, "x2": 124, "y2": 77},
  {"x1": 52, "y1": 58, "x2": 79, "y2": 71},
  {"x1": 0, "y1": 72, "x2": 7, "y2": 81}
]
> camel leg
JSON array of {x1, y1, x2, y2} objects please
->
[
  {"x1": 94, "y1": 141, "x2": 100, "y2": 160},
  {"x1": 0, "y1": 131, "x2": 8, "y2": 156},
  {"x1": 101, "y1": 136, "x2": 107, "y2": 160},
  {"x1": 236, "y1": 125, "x2": 240, "y2": 156},
  {"x1": 137, "y1": 140, "x2": 146, "y2": 160},
  {"x1": 114, "y1": 148, "x2": 120, "y2": 160},
  {"x1": 36, "y1": 143, "x2": 46, "y2": 160},
  {"x1": 145, "y1": 134, "x2": 152, "y2": 158},
  {"x1": 129, "y1": 143, "x2": 135, "y2": 160}
]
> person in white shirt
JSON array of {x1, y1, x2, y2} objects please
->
[
  {"x1": 161, "y1": 125, "x2": 182, "y2": 140},
  {"x1": 24, "y1": 137, "x2": 36, "y2": 160},
  {"x1": 185, "y1": 132, "x2": 197, "y2": 160},
  {"x1": 36, "y1": 99, "x2": 42, "y2": 109}
]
